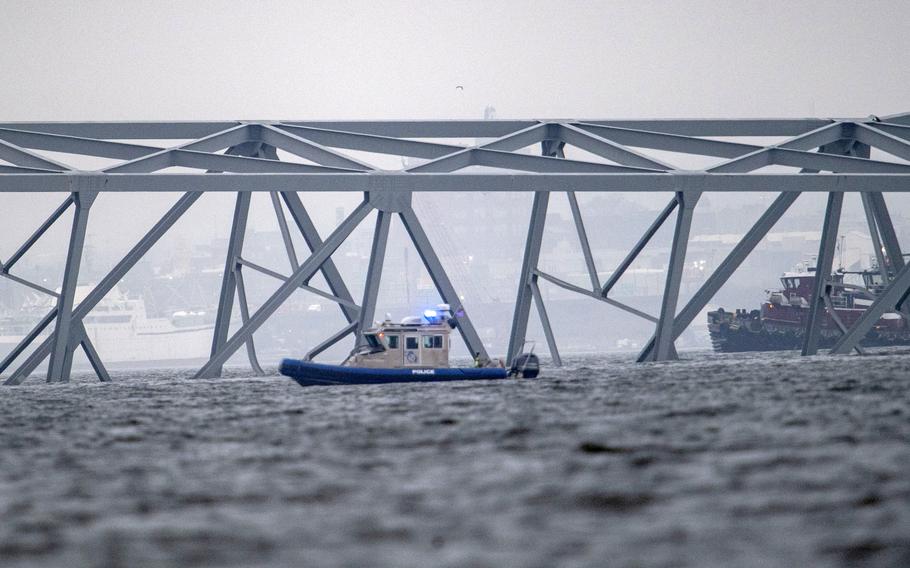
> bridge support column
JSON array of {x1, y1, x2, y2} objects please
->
[
  {"x1": 269, "y1": 191, "x2": 298, "y2": 270},
  {"x1": 357, "y1": 210, "x2": 392, "y2": 339},
  {"x1": 47, "y1": 191, "x2": 96, "y2": 383},
  {"x1": 855, "y1": 141, "x2": 887, "y2": 280},
  {"x1": 508, "y1": 191, "x2": 550, "y2": 365},
  {"x1": 802, "y1": 191, "x2": 844, "y2": 356},
  {"x1": 208, "y1": 191, "x2": 254, "y2": 376},
  {"x1": 530, "y1": 276, "x2": 561, "y2": 366},
  {"x1": 234, "y1": 267, "x2": 263, "y2": 374},
  {"x1": 507, "y1": 140, "x2": 566, "y2": 365},
  {"x1": 856, "y1": 141, "x2": 893, "y2": 285},
  {"x1": 642, "y1": 191, "x2": 700, "y2": 362}
]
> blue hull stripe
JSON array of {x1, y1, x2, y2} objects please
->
[{"x1": 280, "y1": 358, "x2": 508, "y2": 387}]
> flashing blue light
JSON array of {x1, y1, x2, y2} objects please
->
[{"x1": 423, "y1": 309, "x2": 438, "y2": 318}]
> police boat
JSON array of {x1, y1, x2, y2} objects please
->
[{"x1": 280, "y1": 305, "x2": 540, "y2": 387}]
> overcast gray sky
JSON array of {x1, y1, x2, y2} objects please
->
[{"x1": 1, "y1": 0, "x2": 907, "y2": 121}]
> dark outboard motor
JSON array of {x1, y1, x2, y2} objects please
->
[{"x1": 510, "y1": 353, "x2": 540, "y2": 379}]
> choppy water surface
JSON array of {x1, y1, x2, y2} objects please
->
[{"x1": 1, "y1": 350, "x2": 909, "y2": 568}]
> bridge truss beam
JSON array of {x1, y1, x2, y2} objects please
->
[{"x1": 0, "y1": 115, "x2": 908, "y2": 383}]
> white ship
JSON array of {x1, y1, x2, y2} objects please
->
[{"x1": 0, "y1": 286, "x2": 214, "y2": 367}]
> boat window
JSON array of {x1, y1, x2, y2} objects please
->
[
  {"x1": 365, "y1": 334, "x2": 384, "y2": 350},
  {"x1": 387, "y1": 335, "x2": 399, "y2": 349},
  {"x1": 422, "y1": 335, "x2": 444, "y2": 349},
  {"x1": 406, "y1": 336, "x2": 419, "y2": 349}
]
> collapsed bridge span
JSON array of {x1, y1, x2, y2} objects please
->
[{"x1": 1, "y1": 114, "x2": 909, "y2": 384}]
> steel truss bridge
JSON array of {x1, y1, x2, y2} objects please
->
[{"x1": 1, "y1": 113, "x2": 910, "y2": 384}]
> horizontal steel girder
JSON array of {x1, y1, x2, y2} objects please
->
[
  {"x1": 0, "y1": 116, "x2": 906, "y2": 194},
  {"x1": 0, "y1": 118, "x2": 843, "y2": 139},
  {"x1": 0, "y1": 173, "x2": 908, "y2": 193}
]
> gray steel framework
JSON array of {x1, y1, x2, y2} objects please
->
[{"x1": 0, "y1": 113, "x2": 909, "y2": 384}]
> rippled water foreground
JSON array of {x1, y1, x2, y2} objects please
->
[{"x1": 1, "y1": 350, "x2": 909, "y2": 567}]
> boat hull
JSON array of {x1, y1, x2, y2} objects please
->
[
  {"x1": 280, "y1": 358, "x2": 509, "y2": 387},
  {"x1": 707, "y1": 307, "x2": 910, "y2": 353}
]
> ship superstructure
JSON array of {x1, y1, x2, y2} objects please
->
[
  {"x1": 0, "y1": 286, "x2": 213, "y2": 366},
  {"x1": 708, "y1": 263, "x2": 909, "y2": 352}
]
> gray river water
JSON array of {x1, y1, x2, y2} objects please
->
[{"x1": 1, "y1": 350, "x2": 909, "y2": 568}]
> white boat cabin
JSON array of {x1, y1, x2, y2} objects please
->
[{"x1": 350, "y1": 310, "x2": 454, "y2": 369}]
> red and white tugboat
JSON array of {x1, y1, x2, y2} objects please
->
[{"x1": 707, "y1": 262, "x2": 910, "y2": 352}]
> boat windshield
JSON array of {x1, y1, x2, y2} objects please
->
[{"x1": 364, "y1": 334, "x2": 385, "y2": 351}]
